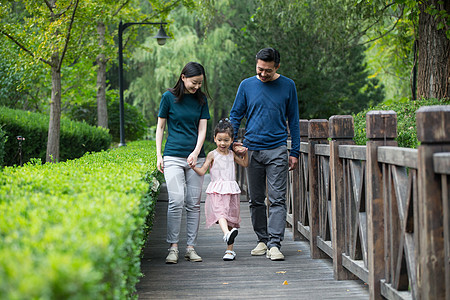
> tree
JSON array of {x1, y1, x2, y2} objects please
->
[
  {"x1": 417, "y1": 0, "x2": 450, "y2": 98},
  {"x1": 230, "y1": 0, "x2": 385, "y2": 119},
  {"x1": 0, "y1": 1, "x2": 89, "y2": 162},
  {"x1": 356, "y1": 0, "x2": 449, "y2": 100}
]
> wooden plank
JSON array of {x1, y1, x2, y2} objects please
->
[
  {"x1": 434, "y1": 153, "x2": 450, "y2": 175},
  {"x1": 317, "y1": 237, "x2": 333, "y2": 258},
  {"x1": 339, "y1": 145, "x2": 366, "y2": 160},
  {"x1": 366, "y1": 110, "x2": 398, "y2": 300},
  {"x1": 315, "y1": 144, "x2": 330, "y2": 157},
  {"x1": 416, "y1": 106, "x2": 449, "y2": 299},
  {"x1": 300, "y1": 142, "x2": 309, "y2": 153},
  {"x1": 442, "y1": 173, "x2": 450, "y2": 300},
  {"x1": 308, "y1": 120, "x2": 329, "y2": 259},
  {"x1": 137, "y1": 177, "x2": 370, "y2": 299},
  {"x1": 297, "y1": 222, "x2": 311, "y2": 241},
  {"x1": 342, "y1": 254, "x2": 369, "y2": 283},
  {"x1": 378, "y1": 146, "x2": 417, "y2": 169},
  {"x1": 380, "y1": 280, "x2": 413, "y2": 300}
]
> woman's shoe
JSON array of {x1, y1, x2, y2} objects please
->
[
  {"x1": 223, "y1": 250, "x2": 236, "y2": 261},
  {"x1": 184, "y1": 248, "x2": 202, "y2": 262},
  {"x1": 165, "y1": 247, "x2": 179, "y2": 264}
]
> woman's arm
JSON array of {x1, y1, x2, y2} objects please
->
[
  {"x1": 155, "y1": 117, "x2": 166, "y2": 173},
  {"x1": 192, "y1": 151, "x2": 214, "y2": 176},
  {"x1": 187, "y1": 118, "x2": 208, "y2": 168}
]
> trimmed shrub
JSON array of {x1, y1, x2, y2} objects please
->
[
  {"x1": 353, "y1": 98, "x2": 450, "y2": 148},
  {"x1": 0, "y1": 126, "x2": 5, "y2": 167},
  {"x1": 0, "y1": 106, "x2": 112, "y2": 166},
  {"x1": 0, "y1": 140, "x2": 160, "y2": 299},
  {"x1": 66, "y1": 94, "x2": 147, "y2": 143}
]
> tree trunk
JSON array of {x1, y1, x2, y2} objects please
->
[
  {"x1": 417, "y1": 0, "x2": 450, "y2": 99},
  {"x1": 96, "y1": 21, "x2": 108, "y2": 128},
  {"x1": 46, "y1": 52, "x2": 61, "y2": 163}
]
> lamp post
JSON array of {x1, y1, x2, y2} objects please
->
[{"x1": 118, "y1": 21, "x2": 170, "y2": 146}]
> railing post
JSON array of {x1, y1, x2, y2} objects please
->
[
  {"x1": 293, "y1": 120, "x2": 310, "y2": 241},
  {"x1": 329, "y1": 115, "x2": 357, "y2": 280},
  {"x1": 416, "y1": 105, "x2": 450, "y2": 300},
  {"x1": 308, "y1": 119, "x2": 329, "y2": 258},
  {"x1": 366, "y1": 110, "x2": 397, "y2": 299}
]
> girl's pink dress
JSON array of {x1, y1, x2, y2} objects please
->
[{"x1": 205, "y1": 150, "x2": 241, "y2": 228}]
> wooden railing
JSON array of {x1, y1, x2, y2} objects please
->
[{"x1": 235, "y1": 105, "x2": 450, "y2": 300}]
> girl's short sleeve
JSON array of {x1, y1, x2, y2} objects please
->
[{"x1": 158, "y1": 93, "x2": 170, "y2": 118}]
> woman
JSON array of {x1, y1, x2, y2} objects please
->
[{"x1": 156, "y1": 62, "x2": 210, "y2": 264}]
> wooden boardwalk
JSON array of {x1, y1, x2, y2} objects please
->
[{"x1": 137, "y1": 175, "x2": 370, "y2": 299}]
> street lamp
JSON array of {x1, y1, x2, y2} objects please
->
[{"x1": 118, "y1": 21, "x2": 170, "y2": 147}]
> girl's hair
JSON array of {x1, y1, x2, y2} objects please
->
[
  {"x1": 168, "y1": 62, "x2": 210, "y2": 104},
  {"x1": 214, "y1": 118, "x2": 234, "y2": 138}
]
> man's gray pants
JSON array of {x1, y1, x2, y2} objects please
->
[{"x1": 247, "y1": 145, "x2": 288, "y2": 250}]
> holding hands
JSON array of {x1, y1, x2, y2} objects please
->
[
  {"x1": 187, "y1": 151, "x2": 199, "y2": 168},
  {"x1": 232, "y1": 142, "x2": 247, "y2": 157}
]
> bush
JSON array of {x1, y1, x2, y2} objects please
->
[
  {"x1": 0, "y1": 106, "x2": 112, "y2": 166},
  {"x1": 353, "y1": 98, "x2": 450, "y2": 148},
  {"x1": 66, "y1": 92, "x2": 147, "y2": 143},
  {"x1": 0, "y1": 126, "x2": 5, "y2": 167},
  {"x1": 0, "y1": 141, "x2": 161, "y2": 299}
]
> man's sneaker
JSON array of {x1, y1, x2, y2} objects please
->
[
  {"x1": 251, "y1": 242, "x2": 268, "y2": 256},
  {"x1": 223, "y1": 250, "x2": 236, "y2": 261},
  {"x1": 165, "y1": 247, "x2": 179, "y2": 264},
  {"x1": 184, "y1": 248, "x2": 202, "y2": 262},
  {"x1": 266, "y1": 247, "x2": 285, "y2": 261}
]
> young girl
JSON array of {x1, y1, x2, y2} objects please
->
[{"x1": 192, "y1": 118, "x2": 248, "y2": 261}]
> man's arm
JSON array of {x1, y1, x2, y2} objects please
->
[
  {"x1": 287, "y1": 81, "x2": 300, "y2": 170},
  {"x1": 229, "y1": 81, "x2": 247, "y2": 141}
]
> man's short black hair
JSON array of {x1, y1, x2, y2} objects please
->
[{"x1": 255, "y1": 48, "x2": 280, "y2": 67}]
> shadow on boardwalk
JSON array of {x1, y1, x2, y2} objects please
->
[{"x1": 137, "y1": 175, "x2": 369, "y2": 299}]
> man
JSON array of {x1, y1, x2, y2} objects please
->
[{"x1": 230, "y1": 47, "x2": 300, "y2": 261}]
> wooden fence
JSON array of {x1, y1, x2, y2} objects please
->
[{"x1": 236, "y1": 105, "x2": 450, "y2": 300}]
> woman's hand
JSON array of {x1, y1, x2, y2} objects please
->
[
  {"x1": 157, "y1": 154, "x2": 164, "y2": 173},
  {"x1": 187, "y1": 152, "x2": 198, "y2": 168}
]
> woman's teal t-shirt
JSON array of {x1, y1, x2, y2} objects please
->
[{"x1": 158, "y1": 91, "x2": 210, "y2": 158}]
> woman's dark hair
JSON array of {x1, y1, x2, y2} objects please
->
[
  {"x1": 255, "y1": 47, "x2": 280, "y2": 67},
  {"x1": 214, "y1": 118, "x2": 234, "y2": 138},
  {"x1": 168, "y1": 62, "x2": 210, "y2": 104}
]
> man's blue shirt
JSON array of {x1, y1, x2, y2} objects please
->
[{"x1": 230, "y1": 75, "x2": 300, "y2": 158}]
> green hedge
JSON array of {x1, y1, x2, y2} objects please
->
[
  {"x1": 0, "y1": 106, "x2": 112, "y2": 166},
  {"x1": 0, "y1": 126, "x2": 5, "y2": 167},
  {"x1": 353, "y1": 98, "x2": 450, "y2": 148},
  {"x1": 66, "y1": 95, "x2": 147, "y2": 143},
  {"x1": 0, "y1": 140, "x2": 160, "y2": 299}
]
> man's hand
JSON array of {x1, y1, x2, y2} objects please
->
[
  {"x1": 289, "y1": 156, "x2": 298, "y2": 171},
  {"x1": 232, "y1": 142, "x2": 247, "y2": 156}
]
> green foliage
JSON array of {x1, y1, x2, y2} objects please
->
[
  {"x1": 128, "y1": 3, "x2": 253, "y2": 140},
  {"x1": 0, "y1": 126, "x2": 5, "y2": 167},
  {"x1": 66, "y1": 92, "x2": 146, "y2": 143},
  {"x1": 0, "y1": 140, "x2": 161, "y2": 299},
  {"x1": 353, "y1": 98, "x2": 450, "y2": 148},
  {"x1": 0, "y1": 106, "x2": 112, "y2": 166},
  {"x1": 233, "y1": 0, "x2": 385, "y2": 119}
]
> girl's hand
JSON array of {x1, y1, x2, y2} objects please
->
[
  {"x1": 157, "y1": 155, "x2": 164, "y2": 173},
  {"x1": 233, "y1": 143, "x2": 247, "y2": 156},
  {"x1": 187, "y1": 152, "x2": 198, "y2": 168}
]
